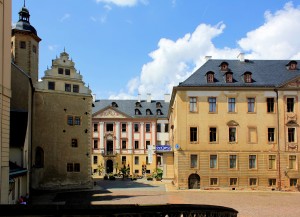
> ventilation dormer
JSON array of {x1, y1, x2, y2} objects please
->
[
  {"x1": 286, "y1": 60, "x2": 298, "y2": 70},
  {"x1": 111, "y1": 102, "x2": 118, "y2": 107},
  {"x1": 206, "y1": 71, "x2": 215, "y2": 83},
  {"x1": 135, "y1": 102, "x2": 142, "y2": 107},
  {"x1": 156, "y1": 102, "x2": 162, "y2": 108},
  {"x1": 219, "y1": 62, "x2": 229, "y2": 71}
]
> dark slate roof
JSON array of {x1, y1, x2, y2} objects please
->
[
  {"x1": 93, "y1": 99, "x2": 169, "y2": 118},
  {"x1": 9, "y1": 162, "x2": 27, "y2": 178},
  {"x1": 179, "y1": 59, "x2": 300, "y2": 88}
]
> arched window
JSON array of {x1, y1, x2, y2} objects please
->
[
  {"x1": 225, "y1": 72, "x2": 233, "y2": 83},
  {"x1": 206, "y1": 71, "x2": 215, "y2": 83},
  {"x1": 156, "y1": 102, "x2": 162, "y2": 108},
  {"x1": 135, "y1": 102, "x2": 141, "y2": 107},
  {"x1": 135, "y1": 109, "x2": 141, "y2": 115},
  {"x1": 35, "y1": 147, "x2": 44, "y2": 168},
  {"x1": 286, "y1": 60, "x2": 298, "y2": 70},
  {"x1": 244, "y1": 72, "x2": 252, "y2": 83},
  {"x1": 111, "y1": 102, "x2": 118, "y2": 107},
  {"x1": 146, "y1": 109, "x2": 152, "y2": 115},
  {"x1": 219, "y1": 61, "x2": 229, "y2": 71},
  {"x1": 156, "y1": 109, "x2": 162, "y2": 115}
]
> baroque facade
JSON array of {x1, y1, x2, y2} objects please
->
[
  {"x1": 91, "y1": 94, "x2": 173, "y2": 179},
  {"x1": 168, "y1": 54, "x2": 300, "y2": 191}
]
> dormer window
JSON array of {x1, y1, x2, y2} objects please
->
[
  {"x1": 225, "y1": 72, "x2": 233, "y2": 83},
  {"x1": 206, "y1": 71, "x2": 215, "y2": 83},
  {"x1": 156, "y1": 102, "x2": 162, "y2": 108},
  {"x1": 286, "y1": 60, "x2": 298, "y2": 70},
  {"x1": 112, "y1": 102, "x2": 118, "y2": 107},
  {"x1": 156, "y1": 109, "x2": 162, "y2": 115},
  {"x1": 135, "y1": 109, "x2": 141, "y2": 115},
  {"x1": 135, "y1": 102, "x2": 142, "y2": 107},
  {"x1": 146, "y1": 109, "x2": 152, "y2": 115},
  {"x1": 219, "y1": 62, "x2": 229, "y2": 71},
  {"x1": 244, "y1": 72, "x2": 252, "y2": 83}
]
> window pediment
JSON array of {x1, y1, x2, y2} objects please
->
[
  {"x1": 227, "y1": 120, "x2": 239, "y2": 126},
  {"x1": 286, "y1": 120, "x2": 299, "y2": 127}
]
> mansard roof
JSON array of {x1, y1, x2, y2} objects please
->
[
  {"x1": 92, "y1": 99, "x2": 169, "y2": 118},
  {"x1": 179, "y1": 59, "x2": 300, "y2": 88}
]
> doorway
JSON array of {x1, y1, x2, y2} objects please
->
[
  {"x1": 188, "y1": 173, "x2": 200, "y2": 189},
  {"x1": 106, "y1": 159, "x2": 113, "y2": 174}
]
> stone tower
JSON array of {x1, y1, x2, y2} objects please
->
[{"x1": 11, "y1": 3, "x2": 41, "y2": 84}]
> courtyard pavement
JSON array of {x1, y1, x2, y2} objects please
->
[{"x1": 30, "y1": 178, "x2": 300, "y2": 217}]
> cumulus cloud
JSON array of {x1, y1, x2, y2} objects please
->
[
  {"x1": 110, "y1": 2, "x2": 300, "y2": 100},
  {"x1": 95, "y1": 0, "x2": 138, "y2": 7}
]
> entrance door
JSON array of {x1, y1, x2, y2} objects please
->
[
  {"x1": 106, "y1": 160, "x2": 113, "y2": 174},
  {"x1": 188, "y1": 174, "x2": 200, "y2": 189}
]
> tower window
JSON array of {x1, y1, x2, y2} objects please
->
[
  {"x1": 73, "y1": 85, "x2": 79, "y2": 93},
  {"x1": 20, "y1": 41, "x2": 26, "y2": 49},
  {"x1": 32, "y1": 45, "x2": 37, "y2": 53},
  {"x1": 65, "y1": 69, "x2": 70, "y2": 75},
  {"x1": 65, "y1": 83, "x2": 71, "y2": 92},
  {"x1": 48, "y1": 81, "x2": 55, "y2": 90},
  {"x1": 58, "y1": 68, "x2": 64, "y2": 74}
]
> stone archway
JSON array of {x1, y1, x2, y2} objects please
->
[
  {"x1": 106, "y1": 159, "x2": 113, "y2": 174},
  {"x1": 188, "y1": 173, "x2": 200, "y2": 189}
]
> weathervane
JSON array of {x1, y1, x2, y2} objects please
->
[{"x1": 24, "y1": 0, "x2": 26, "y2": 7}]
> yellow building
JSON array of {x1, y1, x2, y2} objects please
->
[
  {"x1": 169, "y1": 55, "x2": 300, "y2": 191},
  {"x1": 91, "y1": 94, "x2": 172, "y2": 179},
  {"x1": 0, "y1": 0, "x2": 12, "y2": 204},
  {"x1": 32, "y1": 50, "x2": 92, "y2": 190}
]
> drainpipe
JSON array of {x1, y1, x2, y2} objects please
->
[{"x1": 274, "y1": 89, "x2": 281, "y2": 191}]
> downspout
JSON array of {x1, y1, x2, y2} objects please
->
[
  {"x1": 28, "y1": 76, "x2": 34, "y2": 194},
  {"x1": 274, "y1": 89, "x2": 281, "y2": 191}
]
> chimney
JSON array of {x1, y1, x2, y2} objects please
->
[
  {"x1": 238, "y1": 53, "x2": 244, "y2": 62},
  {"x1": 205, "y1": 56, "x2": 212, "y2": 62},
  {"x1": 92, "y1": 94, "x2": 96, "y2": 102},
  {"x1": 137, "y1": 93, "x2": 141, "y2": 102},
  {"x1": 147, "y1": 93, "x2": 151, "y2": 103},
  {"x1": 164, "y1": 94, "x2": 171, "y2": 102}
]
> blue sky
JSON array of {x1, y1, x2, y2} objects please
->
[{"x1": 12, "y1": 0, "x2": 300, "y2": 100}]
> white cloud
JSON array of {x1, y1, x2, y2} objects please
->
[
  {"x1": 96, "y1": 0, "x2": 138, "y2": 7},
  {"x1": 48, "y1": 45, "x2": 58, "y2": 51},
  {"x1": 59, "y1": 13, "x2": 71, "y2": 22},
  {"x1": 110, "y1": 2, "x2": 300, "y2": 100}
]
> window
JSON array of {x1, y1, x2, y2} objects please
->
[
  {"x1": 32, "y1": 45, "x2": 37, "y2": 53},
  {"x1": 229, "y1": 155, "x2": 237, "y2": 169},
  {"x1": 58, "y1": 68, "x2": 64, "y2": 74},
  {"x1": 122, "y1": 140, "x2": 126, "y2": 149},
  {"x1": 65, "y1": 83, "x2": 71, "y2": 92},
  {"x1": 190, "y1": 127, "x2": 198, "y2": 143},
  {"x1": 134, "y1": 123, "x2": 139, "y2": 132},
  {"x1": 20, "y1": 41, "x2": 26, "y2": 49},
  {"x1": 247, "y1": 98, "x2": 255, "y2": 112},
  {"x1": 74, "y1": 163, "x2": 80, "y2": 172},
  {"x1": 74, "y1": 116, "x2": 81, "y2": 125},
  {"x1": 156, "y1": 109, "x2": 162, "y2": 115},
  {"x1": 134, "y1": 169, "x2": 139, "y2": 174},
  {"x1": 207, "y1": 73, "x2": 214, "y2": 83},
  {"x1": 267, "y1": 98, "x2": 275, "y2": 113},
  {"x1": 67, "y1": 116, "x2": 73, "y2": 125},
  {"x1": 288, "y1": 128, "x2": 295, "y2": 142},
  {"x1": 135, "y1": 109, "x2": 141, "y2": 115},
  {"x1": 122, "y1": 156, "x2": 126, "y2": 165},
  {"x1": 210, "y1": 155, "x2": 217, "y2": 169},
  {"x1": 146, "y1": 123, "x2": 151, "y2": 132},
  {"x1": 121, "y1": 123, "x2": 126, "y2": 132},
  {"x1": 209, "y1": 127, "x2": 217, "y2": 142},
  {"x1": 189, "y1": 97, "x2": 197, "y2": 112},
  {"x1": 67, "y1": 163, "x2": 73, "y2": 172},
  {"x1": 230, "y1": 178, "x2": 237, "y2": 186},
  {"x1": 65, "y1": 69, "x2": 70, "y2": 75},
  {"x1": 93, "y1": 156, "x2": 98, "y2": 164},
  {"x1": 93, "y1": 140, "x2": 98, "y2": 149},
  {"x1": 229, "y1": 127, "x2": 236, "y2": 142},
  {"x1": 35, "y1": 147, "x2": 44, "y2": 168},
  {"x1": 134, "y1": 156, "x2": 139, "y2": 165},
  {"x1": 156, "y1": 102, "x2": 162, "y2": 108},
  {"x1": 164, "y1": 124, "x2": 169, "y2": 132},
  {"x1": 208, "y1": 97, "x2": 217, "y2": 112},
  {"x1": 134, "y1": 141, "x2": 139, "y2": 149},
  {"x1": 93, "y1": 124, "x2": 98, "y2": 132},
  {"x1": 106, "y1": 123, "x2": 113, "y2": 132},
  {"x1": 210, "y1": 178, "x2": 218, "y2": 186},
  {"x1": 290, "y1": 179, "x2": 298, "y2": 187},
  {"x1": 249, "y1": 178, "x2": 257, "y2": 186},
  {"x1": 226, "y1": 73, "x2": 233, "y2": 83},
  {"x1": 73, "y1": 85, "x2": 79, "y2": 93},
  {"x1": 268, "y1": 179, "x2": 276, "y2": 187},
  {"x1": 228, "y1": 98, "x2": 236, "y2": 112},
  {"x1": 146, "y1": 109, "x2": 152, "y2": 115},
  {"x1": 190, "y1": 155, "x2": 198, "y2": 168},
  {"x1": 268, "y1": 128, "x2": 275, "y2": 142},
  {"x1": 244, "y1": 73, "x2": 252, "y2": 83},
  {"x1": 157, "y1": 140, "x2": 161, "y2": 145},
  {"x1": 48, "y1": 81, "x2": 55, "y2": 90},
  {"x1": 289, "y1": 155, "x2": 297, "y2": 169},
  {"x1": 287, "y1": 98, "x2": 294, "y2": 112},
  {"x1": 249, "y1": 155, "x2": 257, "y2": 169},
  {"x1": 71, "y1": 139, "x2": 78, "y2": 147},
  {"x1": 157, "y1": 123, "x2": 161, "y2": 132},
  {"x1": 269, "y1": 155, "x2": 276, "y2": 170},
  {"x1": 248, "y1": 127, "x2": 257, "y2": 143}
]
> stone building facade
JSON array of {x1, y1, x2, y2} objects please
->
[
  {"x1": 91, "y1": 94, "x2": 172, "y2": 179},
  {"x1": 168, "y1": 55, "x2": 300, "y2": 191}
]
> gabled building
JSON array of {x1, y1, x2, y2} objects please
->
[
  {"x1": 31, "y1": 50, "x2": 92, "y2": 190},
  {"x1": 169, "y1": 54, "x2": 300, "y2": 191},
  {"x1": 92, "y1": 94, "x2": 173, "y2": 179}
]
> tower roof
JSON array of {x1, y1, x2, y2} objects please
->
[{"x1": 12, "y1": 4, "x2": 39, "y2": 37}]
